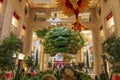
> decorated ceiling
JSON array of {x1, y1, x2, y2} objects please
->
[{"x1": 28, "y1": 0, "x2": 99, "y2": 8}]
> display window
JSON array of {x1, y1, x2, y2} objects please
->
[
  {"x1": 105, "y1": 12, "x2": 115, "y2": 35},
  {"x1": 11, "y1": 11, "x2": 20, "y2": 36}
]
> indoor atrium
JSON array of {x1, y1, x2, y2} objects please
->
[{"x1": 0, "y1": 0, "x2": 120, "y2": 80}]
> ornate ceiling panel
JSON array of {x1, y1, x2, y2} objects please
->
[
  {"x1": 28, "y1": 0, "x2": 56, "y2": 8},
  {"x1": 28, "y1": 0, "x2": 99, "y2": 8}
]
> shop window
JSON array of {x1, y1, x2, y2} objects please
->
[
  {"x1": 105, "y1": 12, "x2": 115, "y2": 36},
  {"x1": 106, "y1": 17, "x2": 114, "y2": 29},
  {"x1": 11, "y1": 12, "x2": 20, "y2": 36}
]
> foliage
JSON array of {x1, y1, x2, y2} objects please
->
[
  {"x1": 99, "y1": 71, "x2": 108, "y2": 80},
  {"x1": 34, "y1": 49, "x2": 39, "y2": 69},
  {"x1": 71, "y1": 62, "x2": 91, "y2": 80},
  {"x1": 43, "y1": 27, "x2": 84, "y2": 56},
  {"x1": 0, "y1": 36, "x2": 22, "y2": 71},
  {"x1": 63, "y1": 53, "x2": 75, "y2": 62},
  {"x1": 24, "y1": 73, "x2": 33, "y2": 80},
  {"x1": 103, "y1": 37, "x2": 120, "y2": 60},
  {"x1": 77, "y1": 62, "x2": 85, "y2": 71},
  {"x1": 25, "y1": 56, "x2": 34, "y2": 70},
  {"x1": 103, "y1": 37, "x2": 120, "y2": 73},
  {"x1": 54, "y1": 70, "x2": 61, "y2": 80},
  {"x1": 32, "y1": 49, "x2": 39, "y2": 71},
  {"x1": 13, "y1": 66, "x2": 25, "y2": 80},
  {"x1": 25, "y1": 50, "x2": 39, "y2": 72},
  {"x1": 47, "y1": 62, "x2": 52, "y2": 68},
  {"x1": 72, "y1": 62, "x2": 84, "y2": 71},
  {"x1": 85, "y1": 49, "x2": 89, "y2": 68},
  {"x1": 36, "y1": 29, "x2": 49, "y2": 38},
  {"x1": 24, "y1": 75, "x2": 40, "y2": 80},
  {"x1": 77, "y1": 72, "x2": 91, "y2": 80}
]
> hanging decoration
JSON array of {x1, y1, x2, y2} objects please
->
[
  {"x1": 36, "y1": 29, "x2": 49, "y2": 38},
  {"x1": 56, "y1": 0, "x2": 92, "y2": 31},
  {"x1": 43, "y1": 27, "x2": 84, "y2": 56}
]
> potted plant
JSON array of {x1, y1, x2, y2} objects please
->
[
  {"x1": 103, "y1": 37, "x2": 120, "y2": 79},
  {"x1": 0, "y1": 36, "x2": 22, "y2": 80}
]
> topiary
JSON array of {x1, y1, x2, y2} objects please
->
[{"x1": 43, "y1": 27, "x2": 84, "y2": 56}]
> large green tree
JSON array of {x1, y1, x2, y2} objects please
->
[
  {"x1": 103, "y1": 37, "x2": 120, "y2": 73},
  {"x1": 0, "y1": 36, "x2": 22, "y2": 79}
]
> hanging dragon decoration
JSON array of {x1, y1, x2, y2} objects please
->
[{"x1": 56, "y1": 0, "x2": 92, "y2": 31}]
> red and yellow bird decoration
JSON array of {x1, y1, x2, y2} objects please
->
[{"x1": 56, "y1": 0, "x2": 92, "y2": 31}]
